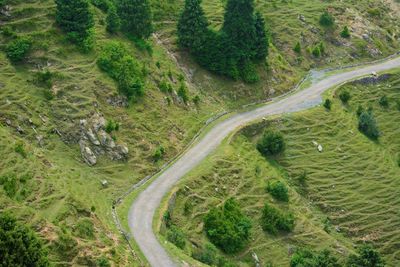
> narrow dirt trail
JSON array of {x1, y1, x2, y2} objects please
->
[{"x1": 128, "y1": 55, "x2": 400, "y2": 267}]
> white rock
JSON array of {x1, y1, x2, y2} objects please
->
[{"x1": 318, "y1": 144, "x2": 323, "y2": 152}]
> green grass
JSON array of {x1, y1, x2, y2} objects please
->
[
  {"x1": 164, "y1": 73, "x2": 400, "y2": 266},
  {"x1": 1, "y1": 0, "x2": 400, "y2": 265}
]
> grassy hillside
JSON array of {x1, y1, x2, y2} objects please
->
[
  {"x1": 0, "y1": 0, "x2": 399, "y2": 265},
  {"x1": 152, "y1": 0, "x2": 400, "y2": 106},
  {"x1": 165, "y1": 72, "x2": 400, "y2": 266}
]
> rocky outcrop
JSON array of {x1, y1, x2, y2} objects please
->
[{"x1": 78, "y1": 113, "x2": 129, "y2": 166}]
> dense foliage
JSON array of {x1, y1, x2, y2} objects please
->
[
  {"x1": 55, "y1": 0, "x2": 94, "y2": 50},
  {"x1": 257, "y1": 130, "x2": 286, "y2": 156},
  {"x1": 290, "y1": 249, "x2": 340, "y2": 267},
  {"x1": 358, "y1": 111, "x2": 380, "y2": 140},
  {"x1": 267, "y1": 180, "x2": 289, "y2": 202},
  {"x1": 91, "y1": 0, "x2": 110, "y2": 12},
  {"x1": 204, "y1": 198, "x2": 252, "y2": 253},
  {"x1": 166, "y1": 226, "x2": 186, "y2": 249},
  {"x1": 339, "y1": 90, "x2": 351, "y2": 104},
  {"x1": 347, "y1": 245, "x2": 385, "y2": 267},
  {"x1": 116, "y1": 0, "x2": 153, "y2": 39},
  {"x1": 97, "y1": 41, "x2": 144, "y2": 100},
  {"x1": 341, "y1": 26, "x2": 351, "y2": 38},
  {"x1": 261, "y1": 203, "x2": 295, "y2": 234},
  {"x1": 0, "y1": 213, "x2": 50, "y2": 267},
  {"x1": 5, "y1": 37, "x2": 32, "y2": 62},
  {"x1": 106, "y1": 4, "x2": 121, "y2": 33},
  {"x1": 177, "y1": 0, "x2": 269, "y2": 82},
  {"x1": 319, "y1": 11, "x2": 335, "y2": 27}
]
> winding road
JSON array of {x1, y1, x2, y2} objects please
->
[{"x1": 128, "y1": 55, "x2": 400, "y2": 267}]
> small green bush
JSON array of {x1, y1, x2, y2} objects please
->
[
  {"x1": 340, "y1": 26, "x2": 351, "y2": 38},
  {"x1": 1, "y1": 26, "x2": 16, "y2": 37},
  {"x1": 159, "y1": 80, "x2": 173, "y2": 93},
  {"x1": 193, "y1": 95, "x2": 201, "y2": 106},
  {"x1": 356, "y1": 105, "x2": 365, "y2": 117},
  {"x1": 15, "y1": 143, "x2": 27, "y2": 158},
  {"x1": 204, "y1": 198, "x2": 252, "y2": 253},
  {"x1": 167, "y1": 226, "x2": 186, "y2": 249},
  {"x1": 6, "y1": 37, "x2": 32, "y2": 62},
  {"x1": 192, "y1": 243, "x2": 218, "y2": 265},
  {"x1": 105, "y1": 119, "x2": 119, "y2": 133},
  {"x1": 379, "y1": 95, "x2": 389, "y2": 108},
  {"x1": 293, "y1": 41, "x2": 301, "y2": 54},
  {"x1": 319, "y1": 11, "x2": 335, "y2": 27},
  {"x1": 267, "y1": 180, "x2": 289, "y2": 202},
  {"x1": 153, "y1": 146, "x2": 165, "y2": 161},
  {"x1": 0, "y1": 174, "x2": 18, "y2": 198},
  {"x1": 323, "y1": 99, "x2": 332, "y2": 110},
  {"x1": 257, "y1": 130, "x2": 286, "y2": 156},
  {"x1": 261, "y1": 203, "x2": 294, "y2": 234},
  {"x1": 358, "y1": 111, "x2": 380, "y2": 140},
  {"x1": 96, "y1": 257, "x2": 111, "y2": 267},
  {"x1": 312, "y1": 46, "x2": 321, "y2": 58},
  {"x1": 347, "y1": 244, "x2": 385, "y2": 267},
  {"x1": 339, "y1": 90, "x2": 351, "y2": 104},
  {"x1": 290, "y1": 249, "x2": 340, "y2": 267}
]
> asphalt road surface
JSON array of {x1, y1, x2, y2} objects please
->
[{"x1": 129, "y1": 55, "x2": 400, "y2": 267}]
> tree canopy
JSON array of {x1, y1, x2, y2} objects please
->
[
  {"x1": 116, "y1": 0, "x2": 153, "y2": 39},
  {"x1": 0, "y1": 213, "x2": 50, "y2": 267}
]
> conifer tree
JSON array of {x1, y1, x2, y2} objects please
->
[
  {"x1": 253, "y1": 12, "x2": 269, "y2": 61},
  {"x1": 116, "y1": 0, "x2": 153, "y2": 39},
  {"x1": 55, "y1": 0, "x2": 94, "y2": 46},
  {"x1": 222, "y1": 0, "x2": 257, "y2": 62},
  {"x1": 177, "y1": 0, "x2": 209, "y2": 51},
  {"x1": 106, "y1": 4, "x2": 121, "y2": 33}
]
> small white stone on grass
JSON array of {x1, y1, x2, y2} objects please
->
[{"x1": 318, "y1": 144, "x2": 323, "y2": 152}]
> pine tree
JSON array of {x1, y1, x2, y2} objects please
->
[
  {"x1": 177, "y1": 0, "x2": 209, "y2": 51},
  {"x1": 106, "y1": 4, "x2": 121, "y2": 33},
  {"x1": 55, "y1": 0, "x2": 94, "y2": 45},
  {"x1": 116, "y1": 0, "x2": 153, "y2": 39},
  {"x1": 222, "y1": 0, "x2": 257, "y2": 62},
  {"x1": 253, "y1": 12, "x2": 269, "y2": 61}
]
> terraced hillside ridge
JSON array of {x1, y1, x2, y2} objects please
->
[
  {"x1": 165, "y1": 72, "x2": 400, "y2": 266},
  {"x1": 0, "y1": 0, "x2": 399, "y2": 266}
]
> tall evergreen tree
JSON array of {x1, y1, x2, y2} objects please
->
[
  {"x1": 222, "y1": 0, "x2": 257, "y2": 62},
  {"x1": 253, "y1": 12, "x2": 269, "y2": 61},
  {"x1": 177, "y1": 0, "x2": 209, "y2": 51},
  {"x1": 116, "y1": 0, "x2": 153, "y2": 39},
  {"x1": 55, "y1": 0, "x2": 94, "y2": 45},
  {"x1": 106, "y1": 4, "x2": 121, "y2": 33}
]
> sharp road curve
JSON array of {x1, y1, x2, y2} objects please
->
[{"x1": 129, "y1": 56, "x2": 400, "y2": 267}]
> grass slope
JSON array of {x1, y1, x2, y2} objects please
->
[{"x1": 166, "y1": 73, "x2": 400, "y2": 266}]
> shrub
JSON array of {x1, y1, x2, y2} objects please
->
[
  {"x1": 396, "y1": 100, "x2": 400, "y2": 111},
  {"x1": 204, "y1": 198, "x2": 252, "y2": 253},
  {"x1": 6, "y1": 37, "x2": 32, "y2": 62},
  {"x1": 312, "y1": 45, "x2": 321, "y2": 58},
  {"x1": 339, "y1": 90, "x2": 351, "y2": 104},
  {"x1": 293, "y1": 41, "x2": 301, "y2": 54},
  {"x1": 358, "y1": 111, "x2": 380, "y2": 140},
  {"x1": 346, "y1": 244, "x2": 385, "y2": 267},
  {"x1": 257, "y1": 130, "x2": 286, "y2": 156},
  {"x1": 159, "y1": 80, "x2": 173, "y2": 93},
  {"x1": 0, "y1": 213, "x2": 50, "y2": 266},
  {"x1": 240, "y1": 61, "x2": 260, "y2": 83},
  {"x1": 267, "y1": 180, "x2": 289, "y2": 202},
  {"x1": 75, "y1": 218, "x2": 94, "y2": 239},
  {"x1": 117, "y1": 0, "x2": 153, "y2": 39},
  {"x1": 378, "y1": 95, "x2": 389, "y2": 108},
  {"x1": 261, "y1": 203, "x2": 294, "y2": 234},
  {"x1": 341, "y1": 26, "x2": 351, "y2": 38},
  {"x1": 97, "y1": 42, "x2": 144, "y2": 101},
  {"x1": 319, "y1": 11, "x2": 335, "y2": 27},
  {"x1": 192, "y1": 243, "x2": 218, "y2": 265},
  {"x1": 0, "y1": 174, "x2": 18, "y2": 198},
  {"x1": 96, "y1": 257, "x2": 111, "y2": 267},
  {"x1": 1, "y1": 26, "x2": 16, "y2": 37},
  {"x1": 167, "y1": 226, "x2": 186, "y2": 249},
  {"x1": 323, "y1": 99, "x2": 332, "y2": 110},
  {"x1": 290, "y1": 249, "x2": 340, "y2": 267},
  {"x1": 105, "y1": 119, "x2": 119, "y2": 133},
  {"x1": 178, "y1": 83, "x2": 189, "y2": 104},
  {"x1": 153, "y1": 146, "x2": 165, "y2": 161},
  {"x1": 356, "y1": 105, "x2": 365, "y2": 117},
  {"x1": 193, "y1": 95, "x2": 201, "y2": 106},
  {"x1": 14, "y1": 142, "x2": 27, "y2": 158}
]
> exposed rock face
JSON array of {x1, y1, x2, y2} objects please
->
[
  {"x1": 78, "y1": 113, "x2": 129, "y2": 166},
  {"x1": 352, "y1": 73, "x2": 391, "y2": 85},
  {"x1": 79, "y1": 140, "x2": 97, "y2": 166}
]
